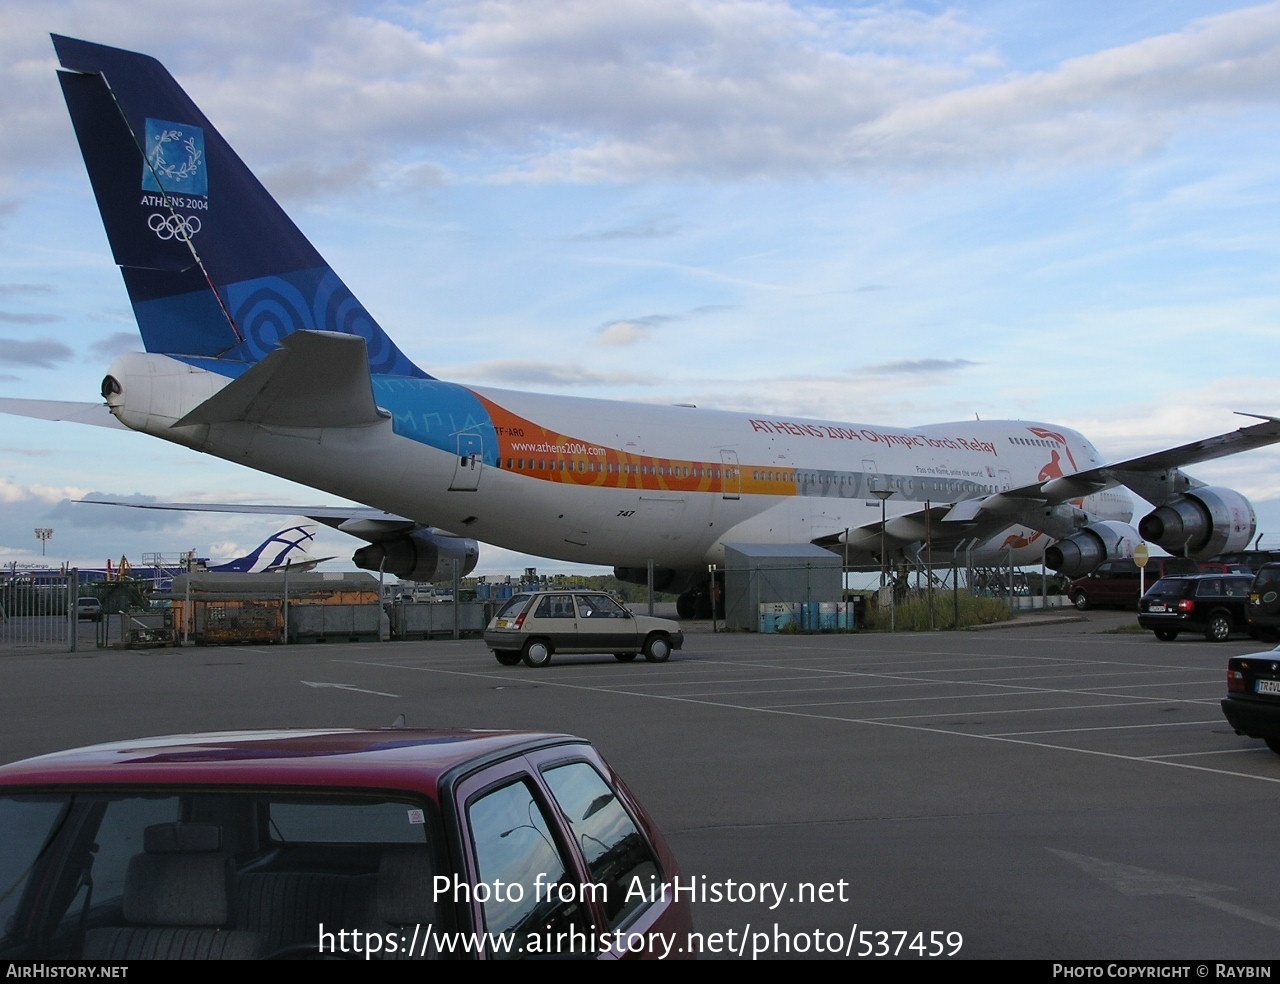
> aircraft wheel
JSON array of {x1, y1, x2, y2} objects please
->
[
  {"x1": 522, "y1": 639, "x2": 552, "y2": 667},
  {"x1": 643, "y1": 634, "x2": 671, "y2": 663},
  {"x1": 675, "y1": 592, "x2": 695, "y2": 619}
]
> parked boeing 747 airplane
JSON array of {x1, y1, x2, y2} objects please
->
[{"x1": 7, "y1": 36, "x2": 1279, "y2": 617}]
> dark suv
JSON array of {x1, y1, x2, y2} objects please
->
[
  {"x1": 1246, "y1": 563, "x2": 1280, "y2": 642},
  {"x1": 1137, "y1": 573, "x2": 1254, "y2": 641}
]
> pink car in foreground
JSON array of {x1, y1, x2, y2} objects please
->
[{"x1": 0, "y1": 729, "x2": 692, "y2": 960}]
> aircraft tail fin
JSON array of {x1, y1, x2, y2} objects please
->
[
  {"x1": 52, "y1": 35, "x2": 427, "y2": 378},
  {"x1": 208, "y1": 524, "x2": 319, "y2": 573}
]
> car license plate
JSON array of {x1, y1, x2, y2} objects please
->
[
  {"x1": 1149, "y1": 604, "x2": 1167, "y2": 613},
  {"x1": 1256, "y1": 680, "x2": 1280, "y2": 695}
]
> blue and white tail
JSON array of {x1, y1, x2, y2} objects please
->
[
  {"x1": 208, "y1": 524, "x2": 319, "y2": 573},
  {"x1": 53, "y1": 35, "x2": 427, "y2": 378}
]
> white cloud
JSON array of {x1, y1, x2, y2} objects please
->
[
  {"x1": 8, "y1": 1, "x2": 1278, "y2": 189},
  {"x1": 0, "y1": 477, "x2": 87, "y2": 504}
]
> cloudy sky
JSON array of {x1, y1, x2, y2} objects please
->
[{"x1": 2, "y1": 0, "x2": 1279, "y2": 576}]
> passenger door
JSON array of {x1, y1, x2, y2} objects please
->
[
  {"x1": 573, "y1": 593, "x2": 638, "y2": 654},
  {"x1": 530, "y1": 593, "x2": 579, "y2": 650},
  {"x1": 445, "y1": 743, "x2": 688, "y2": 959}
]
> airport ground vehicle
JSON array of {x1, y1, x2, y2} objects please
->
[
  {"x1": 75, "y1": 596, "x2": 102, "y2": 621},
  {"x1": 1223, "y1": 649, "x2": 1280, "y2": 754},
  {"x1": 484, "y1": 591, "x2": 683, "y2": 667},
  {"x1": 0, "y1": 729, "x2": 692, "y2": 960},
  {"x1": 1136, "y1": 573, "x2": 1254, "y2": 641}
]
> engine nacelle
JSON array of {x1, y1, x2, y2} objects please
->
[
  {"x1": 613, "y1": 566, "x2": 680, "y2": 592},
  {"x1": 1044, "y1": 521, "x2": 1142, "y2": 578},
  {"x1": 1138, "y1": 487, "x2": 1255, "y2": 559},
  {"x1": 353, "y1": 530, "x2": 479, "y2": 582}
]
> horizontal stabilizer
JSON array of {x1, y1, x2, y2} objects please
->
[
  {"x1": 174, "y1": 331, "x2": 388, "y2": 428},
  {"x1": 0, "y1": 398, "x2": 128, "y2": 429}
]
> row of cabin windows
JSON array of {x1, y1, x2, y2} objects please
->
[{"x1": 499, "y1": 458, "x2": 724, "y2": 479}]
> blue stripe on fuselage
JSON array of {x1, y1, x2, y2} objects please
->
[
  {"x1": 372, "y1": 376, "x2": 497, "y2": 462},
  {"x1": 163, "y1": 360, "x2": 496, "y2": 458}
]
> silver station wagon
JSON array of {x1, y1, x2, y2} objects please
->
[{"x1": 483, "y1": 591, "x2": 684, "y2": 667}]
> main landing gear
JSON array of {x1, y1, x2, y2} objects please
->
[{"x1": 676, "y1": 579, "x2": 723, "y2": 620}]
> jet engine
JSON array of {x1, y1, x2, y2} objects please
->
[
  {"x1": 353, "y1": 530, "x2": 479, "y2": 582},
  {"x1": 1138, "y1": 487, "x2": 1255, "y2": 559},
  {"x1": 1044, "y1": 520, "x2": 1143, "y2": 578}
]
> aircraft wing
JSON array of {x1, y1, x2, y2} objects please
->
[
  {"x1": 989, "y1": 413, "x2": 1280, "y2": 511},
  {"x1": 0, "y1": 398, "x2": 127, "y2": 429},
  {"x1": 821, "y1": 414, "x2": 1280, "y2": 564},
  {"x1": 79, "y1": 499, "x2": 480, "y2": 582},
  {"x1": 79, "y1": 499, "x2": 422, "y2": 540}
]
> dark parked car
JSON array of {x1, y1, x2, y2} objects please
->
[
  {"x1": 1137, "y1": 573, "x2": 1254, "y2": 641},
  {"x1": 484, "y1": 590, "x2": 683, "y2": 667},
  {"x1": 1223, "y1": 648, "x2": 1280, "y2": 753},
  {"x1": 1069, "y1": 558, "x2": 1199, "y2": 611},
  {"x1": 1246, "y1": 563, "x2": 1280, "y2": 642},
  {"x1": 0, "y1": 729, "x2": 692, "y2": 960}
]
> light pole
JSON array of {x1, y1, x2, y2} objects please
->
[
  {"x1": 872, "y1": 488, "x2": 896, "y2": 631},
  {"x1": 871, "y1": 489, "x2": 894, "y2": 587},
  {"x1": 34, "y1": 528, "x2": 53, "y2": 556}
]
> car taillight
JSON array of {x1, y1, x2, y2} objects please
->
[
  {"x1": 515, "y1": 612, "x2": 528, "y2": 629},
  {"x1": 1177, "y1": 599, "x2": 1195, "y2": 612},
  {"x1": 1227, "y1": 669, "x2": 1246, "y2": 693}
]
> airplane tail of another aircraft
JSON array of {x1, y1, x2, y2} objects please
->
[
  {"x1": 208, "y1": 524, "x2": 319, "y2": 573},
  {"x1": 52, "y1": 35, "x2": 427, "y2": 378}
]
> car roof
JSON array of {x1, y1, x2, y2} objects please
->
[
  {"x1": 0, "y1": 729, "x2": 587, "y2": 795},
  {"x1": 1157, "y1": 572, "x2": 1252, "y2": 580}
]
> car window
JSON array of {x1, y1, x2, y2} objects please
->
[
  {"x1": 495, "y1": 594, "x2": 532, "y2": 620},
  {"x1": 0, "y1": 789, "x2": 437, "y2": 957},
  {"x1": 543, "y1": 761, "x2": 661, "y2": 930},
  {"x1": 1196, "y1": 579, "x2": 1223, "y2": 597},
  {"x1": 534, "y1": 594, "x2": 576, "y2": 619},
  {"x1": 1224, "y1": 579, "x2": 1251, "y2": 597},
  {"x1": 1254, "y1": 568, "x2": 1280, "y2": 590},
  {"x1": 1147, "y1": 579, "x2": 1187, "y2": 597},
  {"x1": 467, "y1": 778, "x2": 592, "y2": 957},
  {"x1": 576, "y1": 595, "x2": 628, "y2": 619}
]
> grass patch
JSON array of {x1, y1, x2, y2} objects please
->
[{"x1": 864, "y1": 592, "x2": 1012, "y2": 631}]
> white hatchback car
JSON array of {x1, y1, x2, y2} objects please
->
[{"x1": 483, "y1": 590, "x2": 684, "y2": 667}]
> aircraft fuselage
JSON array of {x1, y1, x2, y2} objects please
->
[{"x1": 105, "y1": 352, "x2": 1130, "y2": 573}]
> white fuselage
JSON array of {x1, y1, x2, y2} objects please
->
[{"x1": 105, "y1": 352, "x2": 1132, "y2": 573}]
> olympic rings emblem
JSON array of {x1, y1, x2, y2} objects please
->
[{"x1": 148, "y1": 213, "x2": 202, "y2": 242}]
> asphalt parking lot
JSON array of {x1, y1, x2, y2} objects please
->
[{"x1": 3, "y1": 610, "x2": 1278, "y2": 960}]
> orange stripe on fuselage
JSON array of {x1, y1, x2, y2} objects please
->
[{"x1": 472, "y1": 392, "x2": 799, "y2": 496}]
